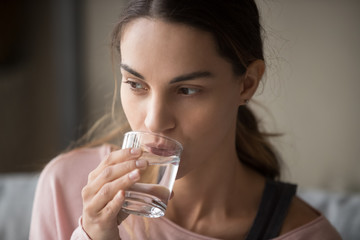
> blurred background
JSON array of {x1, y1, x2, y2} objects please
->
[
  {"x1": 0, "y1": 0, "x2": 122, "y2": 173},
  {"x1": 1, "y1": 0, "x2": 359, "y2": 192}
]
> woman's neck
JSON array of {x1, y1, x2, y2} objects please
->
[{"x1": 165, "y1": 149, "x2": 265, "y2": 238}]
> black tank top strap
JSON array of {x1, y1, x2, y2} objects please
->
[{"x1": 245, "y1": 179, "x2": 297, "y2": 240}]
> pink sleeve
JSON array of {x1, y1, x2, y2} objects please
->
[
  {"x1": 70, "y1": 217, "x2": 92, "y2": 240},
  {"x1": 29, "y1": 161, "x2": 60, "y2": 239},
  {"x1": 29, "y1": 153, "x2": 88, "y2": 240},
  {"x1": 29, "y1": 146, "x2": 112, "y2": 240}
]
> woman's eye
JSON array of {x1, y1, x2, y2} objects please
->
[
  {"x1": 123, "y1": 80, "x2": 147, "y2": 91},
  {"x1": 178, "y1": 87, "x2": 200, "y2": 96}
]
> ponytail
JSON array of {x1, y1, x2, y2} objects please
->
[{"x1": 235, "y1": 105, "x2": 281, "y2": 179}]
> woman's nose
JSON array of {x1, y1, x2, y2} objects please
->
[{"x1": 144, "y1": 96, "x2": 176, "y2": 133}]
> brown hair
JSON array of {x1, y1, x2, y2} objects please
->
[{"x1": 80, "y1": 0, "x2": 281, "y2": 179}]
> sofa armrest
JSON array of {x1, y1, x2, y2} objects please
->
[
  {"x1": 0, "y1": 173, "x2": 40, "y2": 240},
  {"x1": 298, "y1": 188, "x2": 360, "y2": 240}
]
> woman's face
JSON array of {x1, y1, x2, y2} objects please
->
[{"x1": 120, "y1": 18, "x2": 245, "y2": 177}]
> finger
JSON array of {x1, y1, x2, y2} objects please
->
[
  {"x1": 88, "y1": 148, "x2": 142, "y2": 183},
  {"x1": 86, "y1": 169, "x2": 141, "y2": 213},
  {"x1": 100, "y1": 190, "x2": 125, "y2": 223},
  {"x1": 101, "y1": 148, "x2": 142, "y2": 167},
  {"x1": 83, "y1": 158, "x2": 148, "y2": 200}
]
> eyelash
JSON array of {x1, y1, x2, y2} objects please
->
[
  {"x1": 123, "y1": 80, "x2": 148, "y2": 92},
  {"x1": 177, "y1": 87, "x2": 201, "y2": 96},
  {"x1": 123, "y1": 79, "x2": 202, "y2": 96}
]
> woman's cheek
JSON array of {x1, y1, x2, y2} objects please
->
[{"x1": 121, "y1": 91, "x2": 142, "y2": 129}]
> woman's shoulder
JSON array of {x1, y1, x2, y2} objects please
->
[
  {"x1": 40, "y1": 144, "x2": 111, "y2": 181},
  {"x1": 276, "y1": 196, "x2": 342, "y2": 239}
]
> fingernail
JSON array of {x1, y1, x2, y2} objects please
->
[
  {"x1": 130, "y1": 148, "x2": 141, "y2": 155},
  {"x1": 116, "y1": 190, "x2": 124, "y2": 201},
  {"x1": 128, "y1": 169, "x2": 140, "y2": 181},
  {"x1": 135, "y1": 159, "x2": 148, "y2": 169}
]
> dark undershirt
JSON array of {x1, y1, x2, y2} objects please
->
[{"x1": 245, "y1": 179, "x2": 297, "y2": 240}]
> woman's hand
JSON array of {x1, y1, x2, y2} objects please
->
[{"x1": 81, "y1": 148, "x2": 147, "y2": 240}]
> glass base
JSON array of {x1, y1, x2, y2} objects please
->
[{"x1": 121, "y1": 191, "x2": 167, "y2": 218}]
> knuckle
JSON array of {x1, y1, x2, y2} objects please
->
[
  {"x1": 101, "y1": 166, "x2": 113, "y2": 179},
  {"x1": 83, "y1": 204, "x2": 93, "y2": 215},
  {"x1": 103, "y1": 152, "x2": 112, "y2": 165},
  {"x1": 81, "y1": 186, "x2": 89, "y2": 199},
  {"x1": 103, "y1": 204, "x2": 116, "y2": 218},
  {"x1": 117, "y1": 173, "x2": 134, "y2": 189},
  {"x1": 88, "y1": 171, "x2": 96, "y2": 182},
  {"x1": 99, "y1": 183, "x2": 112, "y2": 197},
  {"x1": 125, "y1": 159, "x2": 137, "y2": 170}
]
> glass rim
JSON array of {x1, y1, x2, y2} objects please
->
[{"x1": 124, "y1": 131, "x2": 183, "y2": 151}]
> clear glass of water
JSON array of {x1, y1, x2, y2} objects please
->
[{"x1": 121, "y1": 131, "x2": 183, "y2": 218}]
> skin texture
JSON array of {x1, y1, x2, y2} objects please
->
[{"x1": 81, "y1": 18, "x2": 318, "y2": 239}]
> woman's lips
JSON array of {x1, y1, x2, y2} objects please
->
[{"x1": 144, "y1": 144, "x2": 176, "y2": 157}]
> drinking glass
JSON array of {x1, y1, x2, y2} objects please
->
[{"x1": 121, "y1": 131, "x2": 182, "y2": 218}]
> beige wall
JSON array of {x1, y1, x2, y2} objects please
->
[
  {"x1": 81, "y1": 0, "x2": 127, "y2": 128},
  {"x1": 82, "y1": 0, "x2": 360, "y2": 192},
  {"x1": 254, "y1": 0, "x2": 360, "y2": 192}
]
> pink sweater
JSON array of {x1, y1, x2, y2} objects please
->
[{"x1": 30, "y1": 145, "x2": 342, "y2": 240}]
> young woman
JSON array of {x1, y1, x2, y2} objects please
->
[{"x1": 30, "y1": 0, "x2": 342, "y2": 239}]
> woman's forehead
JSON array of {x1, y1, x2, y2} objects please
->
[
  {"x1": 119, "y1": 18, "x2": 229, "y2": 74},
  {"x1": 122, "y1": 18, "x2": 217, "y2": 48}
]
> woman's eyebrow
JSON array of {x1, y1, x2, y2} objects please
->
[
  {"x1": 120, "y1": 63, "x2": 213, "y2": 83},
  {"x1": 120, "y1": 64, "x2": 144, "y2": 79},
  {"x1": 170, "y1": 71, "x2": 213, "y2": 83}
]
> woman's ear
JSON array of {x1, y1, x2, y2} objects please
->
[{"x1": 239, "y1": 59, "x2": 265, "y2": 105}]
